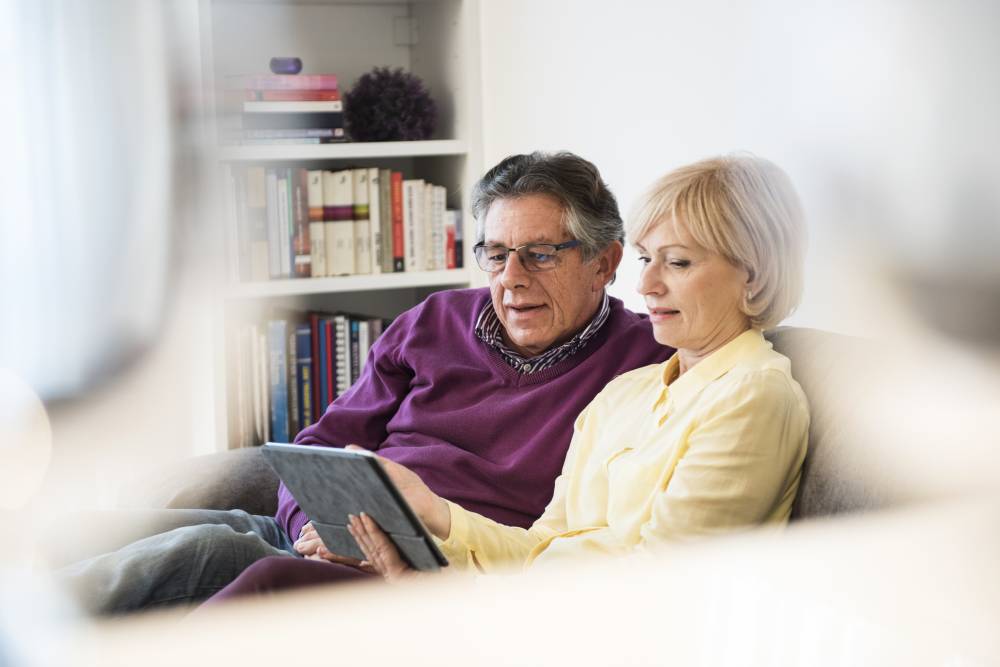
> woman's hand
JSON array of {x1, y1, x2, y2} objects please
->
[
  {"x1": 348, "y1": 513, "x2": 414, "y2": 582},
  {"x1": 295, "y1": 521, "x2": 375, "y2": 573},
  {"x1": 345, "y1": 445, "x2": 451, "y2": 539}
]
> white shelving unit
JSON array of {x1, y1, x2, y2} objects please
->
[{"x1": 199, "y1": 0, "x2": 484, "y2": 450}]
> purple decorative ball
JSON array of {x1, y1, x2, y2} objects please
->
[
  {"x1": 269, "y1": 57, "x2": 302, "y2": 75},
  {"x1": 344, "y1": 67, "x2": 437, "y2": 142}
]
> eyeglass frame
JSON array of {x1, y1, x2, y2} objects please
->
[{"x1": 472, "y1": 239, "x2": 583, "y2": 273}]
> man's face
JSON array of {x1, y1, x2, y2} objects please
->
[{"x1": 483, "y1": 194, "x2": 607, "y2": 357}]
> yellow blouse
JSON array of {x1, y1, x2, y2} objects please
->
[{"x1": 436, "y1": 328, "x2": 810, "y2": 572}]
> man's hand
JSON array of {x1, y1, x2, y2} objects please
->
[
  {"x1": 344, "y1": 445, "x2": 452, "y2": 539},
  {"x1": 294, "y1": 521, "x2": 374, "y2": 572},
  {"x1": 348, "y1": 512, "x2": 415, "y2": 582}
]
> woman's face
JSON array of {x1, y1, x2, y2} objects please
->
[{"x1": 635, "y1": 217, "x2": 752, "y2": 356}]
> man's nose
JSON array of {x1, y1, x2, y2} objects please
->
[{"x1": 499, "y1": 250, "x2": 530, "y2": 289}]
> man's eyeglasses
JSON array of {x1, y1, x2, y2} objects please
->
[{"x1": 473, "y1": 240, "x2": 582, "y2": 273}]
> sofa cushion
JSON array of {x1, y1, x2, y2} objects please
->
[
  {"x1": 766, "y1": 327, "x2": 889, "y2": 520},
  {"x1": 118, "y1": 446, "x2": 279, "y2": 517}
]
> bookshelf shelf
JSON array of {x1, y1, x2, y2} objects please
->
[
  {"x1": 224, "y1": 269, "x2": 472, "y2": 299},
  {"x1": 218, "y1": 140, "x2": 468, "y2": 162}
]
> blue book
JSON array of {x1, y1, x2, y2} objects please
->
[
  {"x1": 295, "y1": 324, "x2": 313, "y2": 430},
  {"x1": 318, "y1": 318, "x2": 329, "y2": 411},
  {"x1": 267, "y1": 319, "x2": 290, "y2": 443},
  {"x1": 349, "y1": 318, "x2": 361, "y2": 385}
]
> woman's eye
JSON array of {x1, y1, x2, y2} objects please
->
[
  {"x1": 669, "y1": 260, "x2": 690, "y2": 268},
  {"x1": 638, "y1": 255, "x2": 651, "y2": 264}
]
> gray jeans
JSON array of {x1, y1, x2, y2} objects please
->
[{"x1": 55, "y1": 509, "x2": 296, "y2": 616}]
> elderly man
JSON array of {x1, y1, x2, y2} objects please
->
[{"x1": 59, "y1": 151, "x2": 671, "y2": 614}]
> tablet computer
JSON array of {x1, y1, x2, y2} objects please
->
[{"x1": 260, "y1": 442, "x2": 448, "y2": 571}]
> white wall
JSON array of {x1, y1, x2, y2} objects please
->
[{"x1": 479, "y1": 0, "x2": 1000, "y2": 339}]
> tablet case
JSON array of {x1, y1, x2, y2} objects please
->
[{"x1": 261, "y1": 443, "x2": 448, "y2": 571}]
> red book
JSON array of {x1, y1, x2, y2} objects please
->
[
  {"x1": 225, "y1": 74, "x2": 339, "y2": 91},
  {"x1": 259, "y1": 89, "x2": 340, "y2": 101},
  {"x1": 391, "y1": 172, "x2": 405, "y2": 272},
  {"x1": 446, "y1": 224, "x2": 456, "y2": 270}
]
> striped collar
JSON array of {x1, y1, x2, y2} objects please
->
[{"x1": 475, "y1": 292, "x2": 611, "y2": 374}]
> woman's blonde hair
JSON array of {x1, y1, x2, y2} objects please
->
[{"x1": 627, "y1": 154, "x2": 806, "y2": 330}]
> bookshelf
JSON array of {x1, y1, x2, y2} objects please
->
[{"x1": 199, "y1": 0, "x2": 484, "y2": 451}]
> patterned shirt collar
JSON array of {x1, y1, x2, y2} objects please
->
[{"x1": 475, "y1": 292, "x2": 611, "y2": 374}]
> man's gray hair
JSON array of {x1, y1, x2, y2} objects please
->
[{"x1": 471, "y1": 151, "x2": 623, "y2": 261}]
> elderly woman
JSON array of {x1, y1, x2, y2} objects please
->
[{"x1": 208, "y1": 153, "x2": 809, "y2": 592}]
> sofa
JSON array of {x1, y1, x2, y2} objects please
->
[{"x1": 119, "y1": 327, "x2": 892, "y2": 523}]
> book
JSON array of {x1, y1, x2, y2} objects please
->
[
  {"x1": 368, "y1": 167, "x2": 382, "y2": 275},
  {"x1": 245, "y1": 167, "x2": 269, "y2": 282},
  {"x1": 307, "y1": 171, "x2": 326, "y2": 278},
  {"x1": 225, "y1": 74, "x2": 340, "y2": 90},
  {"x1": 277, "y1": 171, "x2": 292, "y2": 278},
  {"x1": 352, "y1": 168, "x2": 372, "y2": 275},
  {"x1": 292, "y1": 168, "x2": 311, "y2": 278},
  {"x1": 266, "y1": 169, "x2": 282, "y2": 278},
  {"x1": 234, "y1": 111, "x2": 345, "y2": 131},
  {"x1": 445, "y1": 211, "x2": 457, "y2": 270},
  {"x1": 391, "y1": 172, "x2": 405, "y2": 272},
  {"x1": 402, "y1": 179, "x2": 425, "y2": 272},
  {"x1": 378, "y1": 168, "x2": 393, "y2": 273},
  {"x1": 295, "y1": 324, "x2": 313, "y2": 431},
  {"x1": 323, "y1": 170, "x2": 355, "y2": 276},
  {"x1": 431, "y1": 185, "x2": 447, "y2": 270},
  {"x1": 255, "y1": 89, "x2": 340, "y2": 102},
  {"x1": 227, "y1": 128, "x2": 342, "y2": 139},
  {"x1": 324, "y1": 316, "x2": 337, "y2": 406},
  {"x1": 268, "y1": 319, "x2": 289, "y2": 443},
  {"x1": 244, "y1": 100, "x2": 343, "y2": 114},
  {"x1": 349, "y1": 318, "x2": 361, "y2": 386},
  {"x1": 287, "y1": 324, "x2": 299, "y2": 438},
  {"x1": 308, "y1": 312, "x2": 324, "y2": 417},
  {"x1": 220, "y1": 134, "x2": 345, "y2": 146},
  {"x1": 317, "y1": 317, "x2": 330, "y2": 410},
  {"x1": 358, "y1": 318, "x2": 372, "y2": 375},
  {"x1": 223, "y1": 166, "x2": 243, "y2": 283},
  {"x1": 452, "y1": 209, "x2": 464, "y2": 269},
  {"x1": 334, "y1": 314, "x2": 351, "y2": 397}
]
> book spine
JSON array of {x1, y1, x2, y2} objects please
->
[
  {"x1": 278, "y1": 171, "x2": 292, "y2": 278},
  {"x1": 295, "y1": 324, "x2": 313, "y2": 429},
  {"x1": 358, "y1": 319, "x2": 371, "y2": 376},
  {"x1": 268, "y1": 320, "x2": 289, "y2": 443},
  {"x1": 293, "y1": 168, "x2": 311, "y2": 278},
  {"x1": 368, "y1": 167, "x2": 382, "y2": 275},
  {"x1": 287, "y1": 327, "x2": 299, "y2": 438},
  {"x1": 243, "y1": 100, "x2": 343, "y2": 113},
  {"x1": 334, "y1": 315, "x2": 350, "y2": 396},
  {"x1": 403, "y1": 179, "x2": 425, "y2": 272},
  {"x1": 391, "y1": 172, "x2": 405, "y2": 272},
  {"x1": 349, "y1": 318, "x2": 361, "y2": 386},
  {"x1": 378, "y1": 168, "x2": 392, "y2": 273},
  {"x1": 258, "y1": 89, "x2": 341, "y2": 102},
  {"x1": 325, "y1": 170, "x2": 355, "y2": 276},
  {"x1": 352, "y1": 168, "x2": 372, "y2": 275},
  {"x1": 308, "y1": 313, "x2": 322, "y2": 418},
  {"x1": 266, "y1": 169, "x2": 281, "y2": 279},
  {"x1": 237, "y1": 112, "x2": 344, "y2": 132},
  {"x1": 318, "y1": 318, "x2": 330, "y2": 410},
  {"x1": 433, "y1": 185, "x2": 447, "y2": 270},
  {"x1": 245, "y1": 167, "x2": 270, "y2": 282},
  {"x1": 307, "y1": 170, "x2": 326, "y2": 277},
  {"x1": 223, "y1": 166, "x2": 241, "y2": 283},
  {"x1": 226, "y1": 74, "x2": 340, "y2": 90},
  {"x1": 453, "y1": 209, "x2": 464, "y2": 268},
  {"x1": 445, "y1": 210, "x2": 457, "y2": 270},
  {"x1": 328, "y1": 317, "x2": 341, "y2": 401},
  {"x1": 237, "y1": 128, "x2": 340, "y2": 139}
]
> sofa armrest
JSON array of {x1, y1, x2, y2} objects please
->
[{"x1": 117, "y1": 446, "x2": 279, "y2": 517}]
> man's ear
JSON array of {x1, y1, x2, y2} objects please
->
[{"x1": 592, "y1": 241, "x2": 624, "y2": 291}]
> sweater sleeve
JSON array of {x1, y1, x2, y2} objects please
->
[
  {"x1": 275, "y1": 310, "x2": 418, "y2": 541},
  {"x1": 434, "y1": 405, "x2": 589, "y2": 572}
]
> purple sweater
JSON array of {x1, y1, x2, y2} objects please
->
[{"x1": 278, "y1": 288, "x2": 671, "y2": 541}]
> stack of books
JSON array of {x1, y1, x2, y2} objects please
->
[
  {"x1": 221, "y1": 74, "x2": 346, "y2": 145},
  {"x1": 224, "y1": 165, "x2": 463, "y2": 281},
  {"x1": 230, "y1": 310, "x2": 389, "y2": 448}
]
